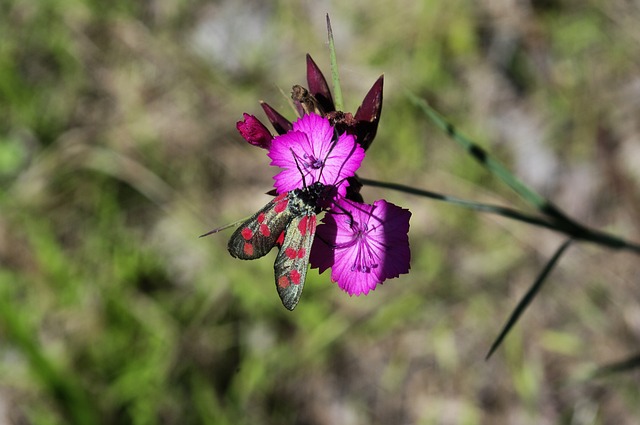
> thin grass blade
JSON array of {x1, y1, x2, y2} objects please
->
[
  {"x1": 408, "y1": 94, "x2": 548, "y2": 210},
  {"x1": 590, "y1": 352, "x2": 640, "y2": 378},
  {"x1": 486, "y1": 238, "x2": 573, "y2": 360}
]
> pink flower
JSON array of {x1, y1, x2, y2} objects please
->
[
  {"x1": 267, "y1": 113, "x2": 365, "y2": 198},
  {"x1": 236, "y1": 113, "x2": 273, "y2": 149},
  {"x1": 310, "y1": 198, "x2": 411, "y2": 296}
]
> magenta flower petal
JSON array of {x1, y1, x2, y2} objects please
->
[
  {"x1": 310, "y1": 198, "x2": 411, "y2": 296},
  {"x1": 268, "y1": 113, "x2": 365, "y2": 196},
  {"x1": 236, "y1": 113, "x2": 273, "y2": 149},
  {"x1": 292, "y1": 112, "x2": 333, "y2": 147}
]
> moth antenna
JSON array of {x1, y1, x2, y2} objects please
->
[
  {"x1": 315, "y1": 138, "x2": 335, "y2": 185},
  {"x1": 199, "y1": 217, "x2": 247, "y2": 238},
  {"x1": 290, "y1": 147, "x2": 308, "y2": 188}
]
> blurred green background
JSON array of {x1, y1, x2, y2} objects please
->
[{"x1": 2, "y1": 0, "x2": 640, "y2": 423}]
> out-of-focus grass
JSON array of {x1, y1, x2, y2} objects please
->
[{"x1": 2, "y1": 0, "x2": 640, "y2": 424}]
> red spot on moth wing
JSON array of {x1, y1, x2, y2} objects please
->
[
  {"x1": 243, "y1": 242, "x2": 254, "y2": 256},
  {"x1": 297, "y1": 216, "x2": 308, "y2": 234},
  {"x1": 278, "y1": 275, "x2": 290, "y2": 288},
  {"x1": 274, "y1": 195, "x2": 289, "y2": 213},
  {"x1": 308, "y1": 215, "x2": 317, "y2": 234},
  {"x1": 228, "y1": 194, "x2": 295, "y2": 260},
  {"x1": 259, "y1": 223, "x2": 271, "y2": 236},
  {"x1": 273, "y1": 213, "x2": 318, "y2": 310},
  {"x1": 241, "y1": 227, "x2": 253, "y2": 240},
  {"x1": 285, "y1": 247, "x2": 298, "y2": 259},
  {"x1": 290, "y1": 270, "x2": 301, "y2": 285},
  {"x1": 297, "y1": 215, "x2": 317, "y2": 235}
]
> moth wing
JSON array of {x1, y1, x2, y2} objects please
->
[
  {"x1": 274, "y1": 214, "x2": 317, "y2": 310},
  {"x1": 228, "y1": 193, "x2": 292, "y2": 260}
]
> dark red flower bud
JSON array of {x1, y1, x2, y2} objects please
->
[
  {"x1": 354, "y1": 75, "x2": 384, "y2": 151},
  {"x1": 260, "y1": 102, "x2": 292, "y2": 135},
  {"x1": 306, "y1": 54, "x2": 335, "y2": 113},
  {"x1": 236, "y1": 113, "x2": 273, "y2": 149}
]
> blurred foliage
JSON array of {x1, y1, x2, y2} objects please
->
[{"x1": 1, "y1": 0, "x2": 640, "y2": 424}]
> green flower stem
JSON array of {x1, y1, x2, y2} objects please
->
[
  {"x1": 326, "y1": 14, "x2": 344, "y2": 112},
  {"x1": 359, "y1": 178, "x2": 558, "y2": 230},
  {"x1": 359, "y1": 177, "x2": 640, "y2": 254},
  {"x1": 404, "y1": 94, "x2": 640, "y2": 254}
]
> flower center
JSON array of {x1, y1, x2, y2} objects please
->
[
  {"x1": 347, "y1": 220, "x2": 379, "y2": 274},
  {"x1": 303, "y1": 153, "x2": 324, "y2": 170}
]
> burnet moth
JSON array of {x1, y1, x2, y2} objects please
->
[
  {"x1": 226, "y1": 181, "x2": 330, "y2": 310},
  {"x1": 206, "y1": 119, "x2": 344, "y2": 311}
]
